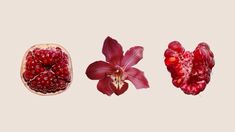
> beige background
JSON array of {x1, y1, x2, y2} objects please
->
[{"x1": 0, "y1": 0, "x2": 234, "y2": 131}]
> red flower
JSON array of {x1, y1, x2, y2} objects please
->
[{"x1": 86, "y1": 36, "x2": 149, "y2": 96}]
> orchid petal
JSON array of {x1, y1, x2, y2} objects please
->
[
  {"x1": 102, "y1": 36, "x2": 124, "y2": 65},
  {"x1": 122, "y1": 46, "x2": 143, "y2": 69},
  {"x1": 126, "y1": 67, "x2": 149, "y2": 89},
  {"x1": 86, "y1": 61, "x2": 113, "y2": 80},
  {"x1": 97, "y1": 77, "x2": 113, "y2": 96}
]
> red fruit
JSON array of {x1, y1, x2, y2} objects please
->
[
  {"x1": 164, "y1": 41, "x2": 215, "y2": 95},
  {"x1": 20, "y1": 44, "x2": 72, "y2": 95}
]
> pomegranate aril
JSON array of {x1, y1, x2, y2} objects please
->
[
  {"x1": 23, "y1": 71, "x2": 33, "y2": 81},
  {"x1": 172, "y1": 78, "x2": 183, "y2": 87},
  {"x1": 164, "y1": 56, "x2": 179, "y2": 66},
  {"x1": 168, "y1": 41, "x2": 185, "y2": 53},
  {"x1": 164, "y1": 49, "x2": 175, "y2": 58}
]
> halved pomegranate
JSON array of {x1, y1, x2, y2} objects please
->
[
  {"x1": 164, "y1": 41, "x2": 215, "y2": 95},
  {"x1": 20, "y1": 44, "x2": 73, "y2": 95}
]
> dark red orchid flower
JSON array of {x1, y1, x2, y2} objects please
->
[{"x1": 86, "y1": 36, "x2": 149, "y2": 96}]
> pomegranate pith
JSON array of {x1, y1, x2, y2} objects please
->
[
  {"x1": 164, "y1": 41, "x2": 215, "y2": 95},
  {"x1": 21, "y1": 44, "x2": 72, "y2": 95}
]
